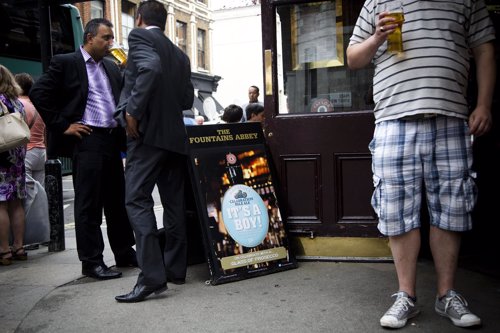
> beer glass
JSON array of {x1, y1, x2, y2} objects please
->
[
  {"x1": 109, "y1": 46, "x2": 127, "y2": 66},
  {"x1": 383, "y1": 1, "x2": 405, "y2": 54}
]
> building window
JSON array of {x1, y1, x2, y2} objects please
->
[
  {"x1": 90, "y1": 1, "x2": 104, "y2": 19},
  {"x1": 176, "y1": 21, "x2": 187, "y2": 54},
  {"x1": 121, "y1": 1, "x2": 136, "y2": 50},
  {"x1": 275, "y1": 2, "x2": 374, "y2": 114},
  {"x1": 197, "y1": 28, "x2": 206, "y2": 69},
  {"x1": 121, "y1": 12, "x2": 134, "y2": 50}
]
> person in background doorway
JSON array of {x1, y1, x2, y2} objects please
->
[
  {"x1": 15, "y1": 73, "x2": 46, "y2": 185},
  {"x1": 347, "y1": 0, "x2": 495, "y2": 329},
  {"x1": 241, "y1": 85, "x2": 264, "y2": 122},
  {"x1": 247, "y1": 85, "x2": 262, "y2": 104},
  {"x1": 245, "y1": 103, "x2": 265, "y2": 123},
  {"x1": 0, "y1": 65, "x2": 27, "y2": 265},
  {"x1": 30, "y1": 18, "x2": 137, "y2": 280}
]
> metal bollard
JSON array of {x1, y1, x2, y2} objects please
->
[{"x1": 45, "y1": 159, "x2": 65, "y2": 252}]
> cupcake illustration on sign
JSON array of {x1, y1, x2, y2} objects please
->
[{"x1": 222, "y1": 153, "x2": 269, "y2": 247}]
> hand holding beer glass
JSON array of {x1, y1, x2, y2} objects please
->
[
  {"x1": 109, "y1": 45, "x2": 127, "y2": 66},
  {"x1": 381, "y1": 1, "x2": 405, "y2": 54}
]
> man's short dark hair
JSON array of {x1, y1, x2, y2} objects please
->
[
  {"x1": 222, "y1": 104, "x2": 243, "y2": 123},
  {"x1": 137, "y1": 0, "x2": 167, "y2": 31},
  {"x1": 250, "y1": 85, "x2": 260, "y2": 93},
  {"x1": 245, "y1": 103, "x2": 264, "y2": 120},
  {"x1": 14, "y1": 73, "x2": 34, "y2": 96},
  {"x1": 83, "y1": 18, "x2": 113, "y2": 44}
]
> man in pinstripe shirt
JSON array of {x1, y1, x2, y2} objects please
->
[
  {"x1": 31, "y1": 19, "x2": 137, "y2": 281},
  {"x1": 347, "y1": 0, "x2": 495, "y2": 329}
]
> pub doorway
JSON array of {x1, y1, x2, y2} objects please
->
[
  {"x1": 260, "y1": 0, "x2": 499, "y2": 265},
  {"x1": 261, "y1": 0, "x2": 389, "y2": 259}
]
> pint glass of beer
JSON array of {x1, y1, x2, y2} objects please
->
[
  {"x1": 110, "y1": 46, "x2": 127, "y2": 66},
  {"x1": 383, "y1": 1, "x2": 405, "y2": 54}
]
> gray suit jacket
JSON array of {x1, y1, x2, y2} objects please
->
[{"x1": 117, "y1": 27, "x2": 194, "y2": 154}]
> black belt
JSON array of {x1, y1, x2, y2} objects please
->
[
  {"x1": 88, "y1": 126, "x2": 118, "y2": 134},
  {"x1": 401, "y1": 113, "x2": 438, "y2": 121}
]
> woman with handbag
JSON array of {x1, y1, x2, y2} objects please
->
[{"x1": 0, "y1": 65, "x2": 28, "y2": 265}]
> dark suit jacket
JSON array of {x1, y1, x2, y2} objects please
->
[
  {"x1": 118, "y1": 27, "x2": 194, "y2": 154},
  {"x1": 30, "y1": 49, "x2": 122, "y2": 157}
]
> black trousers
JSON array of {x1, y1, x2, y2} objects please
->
[
  {"x1": 72, "y1": 128, "x2": 135, "y2": 268},
  {"x1": 124, "y1": 138, "x2": 187, "y2": 286}
]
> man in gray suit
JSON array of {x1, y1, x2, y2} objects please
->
[{"x1": 115, "y1": 0, "x2": 194, "y2": 303}]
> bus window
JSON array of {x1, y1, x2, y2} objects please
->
[
  {"x1": 50, "y1": 6, "x2": 78, "y2": 55},
  {"x1": 0, "y1": 2, "x2": 82, "y2": 76}
]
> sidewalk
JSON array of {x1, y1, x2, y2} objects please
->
[{"x1": 1, "y1": 226, "x2": 499, "y2": 333}]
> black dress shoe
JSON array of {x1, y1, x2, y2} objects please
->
[
  {"x1": 115, "y1": 249, "x2": 138, "y2": 268},
  {"x1": 82, "y1": 265, "x2": 122, "y2": 280},
  {"x1": 115, "y1": 257, "x2": 139, "y2": 268},
  {"x1": 167, "y1": 277, "x2": 186, "y2": 285},
  {"x1": 115, "y1": 283, "x2": 167, "y2": 303}
]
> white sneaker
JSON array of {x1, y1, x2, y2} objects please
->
[
  {"x1": 435, "y1": 290, "x2": 481, "y2": 327},
  {"x1": 380, "y1": 291, "x2": 420, "y2": 328}
]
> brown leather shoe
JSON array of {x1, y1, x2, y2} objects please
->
[
  {"x1": 11, "y1": 247, "x2": 27, "y2": 261},
  {"x1": 0, "y1": 251, "x2": 12, "y2": 266}
]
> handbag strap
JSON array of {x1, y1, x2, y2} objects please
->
[{"x1": 0, "y1": 100, "x2": 7, "y2": 116}]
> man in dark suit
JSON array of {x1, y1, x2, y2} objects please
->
[
  {"x1": 30, "y1": 18, "x2": 137, "y2": 280},
  {"x1": 114, "y1": 0, "x2": 194, "y2": 303}
]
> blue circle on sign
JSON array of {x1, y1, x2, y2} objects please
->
[{"x1": 221, "y1": 184, "x2": 269, "y2": 248}]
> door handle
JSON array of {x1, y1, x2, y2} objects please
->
[{"x1": 264, "y1": 49, "x2": 272, "y2": 96}]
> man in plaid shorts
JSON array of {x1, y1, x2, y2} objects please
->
[{"x1": 347, "y1": 0, "x2": 495, "y2": 329}]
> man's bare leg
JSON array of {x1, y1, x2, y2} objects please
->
[
  {"x1": 389, "y1": 228, "x2": 420, "y2": 297},
  {"x1": 429, "y1": 226, "x2": 461, "y2": 297}
]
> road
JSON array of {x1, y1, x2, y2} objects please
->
[
  {"x1": 61, "y1": 175, "x2": 164, "y2": 231},
  {"x1": 62, "y1": 176, "x2": 75, "y2": 228}
]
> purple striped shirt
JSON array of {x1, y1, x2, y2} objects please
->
[{"x1": 80, "y1": 47, "x2": 117, "y2": 128}]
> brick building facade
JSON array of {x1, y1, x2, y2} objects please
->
[{"x1": 75, "y1": 0, "x2": 213, "y2": 73}]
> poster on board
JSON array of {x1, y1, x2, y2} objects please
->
[{"x1": 186, "y1": 122, "x2": 297, "y2": 285}]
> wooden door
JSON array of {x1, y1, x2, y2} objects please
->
[{"x1": 261, "y1": 0, "x2": 389, "y2": 258}]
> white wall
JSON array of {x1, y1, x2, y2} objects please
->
[{"x1": 212, "y1": 5, "x2": 264, "y2": 108}]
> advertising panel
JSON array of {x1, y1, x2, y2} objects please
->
[{"x1": 187, "y1": 123, "x2": 297, "y2": 284}]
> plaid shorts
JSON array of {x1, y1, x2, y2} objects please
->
[{"x1": 369, "y1": 116, "x2": 477, "y2": 236}]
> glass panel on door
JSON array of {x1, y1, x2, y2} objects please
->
[{"x1": 276, "y1": 1, "x2": 375, "y2": 115}]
